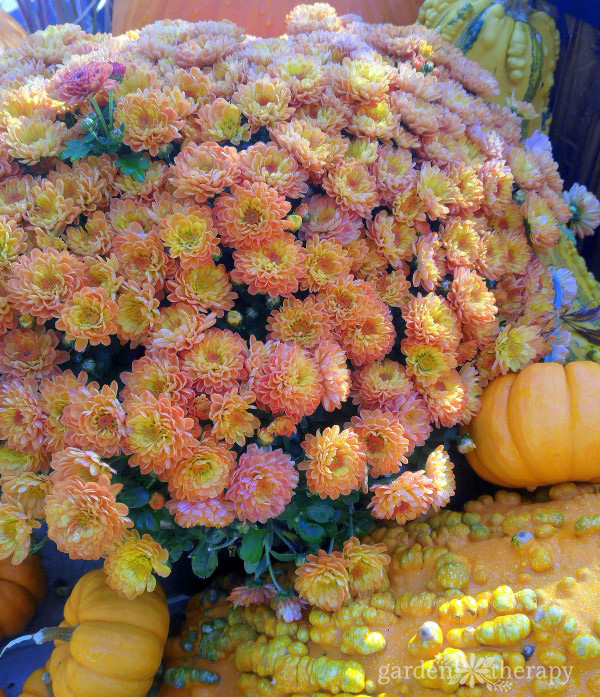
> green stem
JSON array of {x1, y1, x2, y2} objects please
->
[
  {"x1": 90, "y1": 97, "x2": 110, "y2": 138},
  {"x1": 108, "y1": 90, "x2": 114, "y2": 131},
  {"x1": 0, "y1": 626, "x2": 76, "y2": 659},
  {"x1": 265, "y1": 534, "x2": 283, "y2": 593}
]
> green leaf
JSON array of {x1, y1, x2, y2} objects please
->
[
  {"x1": 191, "y1": 542, "x2": 219, "y2": 578},
  {"x1": 118, "y1": 486, "x2": 150, "y2": 509},
  {"x1": 59, "y1": 139, "x2": 94, "y2": 162},
  {"x1": 270, "y1": 550, "x2": 296, "y2": 562},
  {"x1": 240, "y1": 527, "x2": 267, "y2": 567},
  {"x1": 116, "y1": 151, "x2": 151, "y2": 182},
  {"x1": 134, "y1": 510, "x2": 159, "y2": 532},
  {"x1": 296, "y1": 520, "x2": 325, "y2": 544},
  {"x1": 306, "y1": 502, "x2": 333, "y2": 524}
]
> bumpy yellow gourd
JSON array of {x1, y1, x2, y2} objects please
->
[
  {"x1": 159, "y1": 484, "x2": 600, "y2": 697},
  {"x1": 418, "y1": 0, "x2": 559, "y2": 136}
]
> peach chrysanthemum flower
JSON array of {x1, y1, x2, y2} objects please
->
[
  {"x1": 0, "y1": 295, "x2": 17, "y2": 336},
  {"x1": 174, "y1": 32, "x2": 240, "y2": 68},
  {"x1": 440, "y1": 218, "x2": 482, "y2": 271},
  {"x1": 159, "y1": 207, "x2": 218, "y2": 269},
  {"x1": 55, "y1": 286, "x2": 118, "y2": 352},
  {"x1": 351, "y1": 359, "x2": 413, "y2": 409},
  {"x1": 226, "y1": 445, "x2": 298, "y2": 523},
  {"x1": 66, "y1": 211, "x2": 114, "y2": 257},
  {"x1": 170, "y1": 142, "x2": 240, "y2": 203},
  {"x1": 413, "y1": 232, "x2": 447, "y2": 292},
  {"x1": 0, "y1": 218, "x2": 27, "y2": 278},
  {"x1": 168, "y1": 439, "x2": 236, "y2": 502},
  {"x1": 342, "y1": 537, "x2": 390, "y2": 597},
  {"x1": 267, "y1": 296, "x2": 331, "y2": 349},
  {"x1": 209, "y1": 389, "x2": 260, "y2": 446},
  {"x1": 479, "y1": 159, "x2": 514, "y2": 217},
  {"x1": 6, "y1": 248, "x2": 88, "y2": 323},
  {"x1": 120, "y1": 352, "x2": 193, "y2": 408},
  {"x1": 104, "y1": 531, "x2": 170, "y2": 600},
  {"x1": 167, "y1": 263, "x2": 236, "y2": 317},
  {"x1": 0, "y1": 498, "x2": 40, "y2": 564},
  {"x1": 564, "y1": 183, "x2": 600, "y2": 238},
  {"x1": 112, "y1": 228, "x2": 170, "y2": 292},
  {"x1": 166, "y1": 496, "x2": 236, "y2": 528},
  {"x1": 1, "y1": 472, "x2": 50, "y2": 518},
  {"x1": 506, "y1": 146, "x2": 543, "y2": 191},
  {"x1": 108, "y1": 198, "x2": 154, "y2": 234},
  {"x1": 231, "y1": 235, "x2": 306, "y2": 298},
  {"x1": 38, "y1": 370, "x2": 87, "y2": 452},
  {"x1": 392, "y1": 181, "x2": 427, "y2": 228},
  {"x1": 403, "y1": 342, "x2": 458, "y2": 388},
  {"x1": 329, "y1": 57, "x2": 393, "y2": 105},
  {"x1": 376, "y1": 270, "x2": 411, "y2": 308},
  {"x1": 294, "y1": 549, "x2": 350, "y2": 612},
  {"x1": 3, "y1": 115, "x2": 67, "y2": 165},
  {"x1": 493, "y1": 324, "x2": 545, "y2": 375},
  {"x1": 0, "y1": 328, "x2": 68, "y2": 380},
  {"x1": 420, "y1": 369, "x2": 466, "y2": 428},
  {"x1": 48, "y1": 57, "x2": 116, "y2": 107},
  {"x1": 369, "y1": 471, "x2": 435, "y2": 525},
  {"x1": 183, "y1": 328, "x2": 248, "y2": 394},
  {"x1": 233, "y1": 76, "x2": 294, "y2": 129},
  {"x1": 84, "y1": 256, "x2": 123, "y2": 300},
  {"x1": 448, "y1": 267, "x2": 498, "y2": 333},
  {"x1": 194, "y1": 98, "x2": 251, "y2": 145},
  {"x1": 26, "y1": 178, "x2": 78, "y2": 236},
  {"x1": 350, "y1": 409, "x2": 409, "y2": 478},
  {"x1": 521, "y1": 191, "x2": 560, "y2": 248},
  {"x1": 270, "y1": 119, "x2": 347, "y2": 176},
  {"x1": 0, "y1": 445, "x2": 47, "y2": 479},
  {"x1": 417, "y1": 162, "x2": 456, "y2": 221},
  {"x1": 348, "y1": 101, "x2": 397, "y2": 143},
  {"x1": 116, "y1": 282, "x2": 161, "y2": 346},
  {"x1": 459, "y1": 363, "x2": 483, "y2": 423},
  {"x1": 228, "y1": 582, "x2": 278, "y2": 608},
  {"x1": 295, "y1": 90, "x2": 353, "y2": 134},
  {"x1": 45, "y1": 474, "x2": 132, "y2": 560},
  {"x1": 125, "y1": 392, "x2": 198, "y2": 478},
  {"x1": 366, "y1": 210, "x2": 416, "y2": 268},
  {"x1": 0, "y1": 378, "x2": 45, "y2": 455},
  {"x1": 214, "y1": 180, "x2": 291, "y2": 250},
  {"x1": 301, "y1": 236, "x2": 353, "y2": 292},
  {"x1": 372, "y1": 145, "x2": 415, "y2": 202},
  {"x1": 339, "y1": 307, "x2": 396, "y2": 367},
  {"x1": 344, "y1": 137, "x2": 379, "y2": 165},
  {"x1": 298, "y1": 194, "x2": 362, "y2": 244},
  {"x1": 323, "y1": 160, "x2": 378, "y2": 219},
  {"x1": 63, "y1": 381, "x2": 126, "y2": 458},
  {"x1": 317, "y1": 276, "x2": 380, "y2": 328},
  {"x1": 299, "y1": 425, "x2": 367, "y2": 500},
  {"x1": 254, "y1": 341, "x2": 322, "y2": 420},
  {"x1": 49, "y1": 447, "x2": 114, "y2": 484},
  {"x1": 144, "y1": 303, "x2": 216, "y2": 355},
  {"x1": 114, "y1": 159, "x2": 168, "y2": 201},
  {"x1": 402, "y1": 293, "x2": 462, "y2": 353},
  {"x1": 313, "y1": 339, "x2": 350, "y2": 412},
  {"x1": 239, "y1": 142, "x2": 309, "y2": 199},
  {"x1": 425, "y1": 446, "x2": 456, "y2": 512},
  {"x1": 384, "y1": 392, "x2": 432, "y2": 454},
  {"x1": 273, "y1": 593, "x2": 307, "y2": 622},
  {"x1": 269, "y1": 53, "x2": 325, "y2": 106},
  {"x1": 389, "y1": 91, "x2": 441, "y2": 135}
]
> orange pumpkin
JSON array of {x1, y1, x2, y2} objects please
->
[
  {"x1": 112, "y1": 0, "x2": 423, "y2": 36},
  {"x1": 18, "y1": 668, "x2": 48, "y2": 697},
  {"x1": 464, "y1": 361, "x2": 600, "y2": 489},
  {"x1": 0, "y1": 554, "x2": 45, "y2": 639},
  {"x1": 0, "y1": 9, "x2": 25, "y2": 53}
]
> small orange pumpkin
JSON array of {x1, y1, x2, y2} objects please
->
[
  {"x1": 464, "y1": 361, "x2": 600, "y2": 489},
  {"x1": 18, "y1": 668, "x2": 48, "y2": 697},
  {"x1": 0, "y1": 553, "x2": 45, "y2": 639}
]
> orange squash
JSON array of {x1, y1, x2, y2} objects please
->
[
  {"x1": 18, "y1": 668, "x2": 48, "y2": 697},
  {"x1": 0, "y1": 554, "x2": 45, "y2": 639},
  {"x1": 464, "y1": 361, "x2": 600, "y2": 489},
  {"x1": 0, "y1": 9, "x2": 25, "y2": 53},
  {"x1": 112, "y1": 0, "x2": 423, "y2": 37}
]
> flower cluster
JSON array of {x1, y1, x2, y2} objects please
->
[{"x1": 0, "y1": 3, "x2": 597, "y2": 600}]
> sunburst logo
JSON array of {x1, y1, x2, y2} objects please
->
[{"x1": 455, "y1": 653, "x2": 512, "y2": 692}]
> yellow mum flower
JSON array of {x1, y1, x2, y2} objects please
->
[
  {"x1": 342, "y1": 536, "x2": 391, "y2": 597},
  {"x1": 3, "y1": 115, "x2": 67, "y2": 165},
  {"x1": 0, "y1": 497, "x2": 40, "y2": 564}
]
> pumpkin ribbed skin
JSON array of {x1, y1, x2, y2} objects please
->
[
  {"x1": 0, "y1": 554, "x2": 45, "y2": 639},
  {"x1": 0, "y1": 9, "x2": 25, "y2": 53},
  {"x1": 158, "y1": 484, "x2": 600, "y2": 697},
  {"x1": 465, "y1": 361, "x2": 600, "y2": 489},
  {"x1": 48, "y1": 569, "x2": 169, "y2": 697},
  {"x1": 418, "y1": 0, "x2": 559, "y2": 135}
]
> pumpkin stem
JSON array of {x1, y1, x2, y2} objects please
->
[
  {"x1": 0, "y1": 625, "x2": 77, "y2": 659},
  {"x1": 42, "y1": 671, "x2": 55, "y2": 697}
]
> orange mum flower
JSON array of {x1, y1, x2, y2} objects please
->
[
  {"x1": 0, "y1": 218, "x2": 27, "y2": 278},
  {"x1": 459, "y1": 363, "x2": 482, "y2": 423},
  {"x1": 48, "y1": 57, "x2": 116, "y2": 107},
  {"x1": 116, "y1": 282, "x2": 161, "y2": 346},
  {"x1": 120, "y1": 352, "x2": 194, "y2": 408},
  {"x1": 231, "y1": 236, "x2": 305, "y2": 298},
  {"x1": 0, "y1": 378, "x2": 45, "y2": 454},
  {"x1": 168, "y1": 439, "x2": 236, "y2": 502},
  {"x1": 312, "y1": 339, "x2": 350, "y2": 412},
  {"x1": 425, "y1": 446, "x2": 456, "y2": 512},
  {"x1": 39, "y1": 370, "x2": 88, "y2": 452},
  {"x1": 521, "y1": 191, "x2": 560, "y2": 248},
  {"x1": 0, "y1": 293, "x2": 17, "y2": 336},
  {"x1": 267, "y1": 296, "x2": 331, "y2": 349},
  {"x1": 194, "y1": 98, "x2": 251, "y2": 145},
  {"x1": 301, "y1": 235, "x2": 353, "y2": 292},
  {"x1": 441, "y1": 218, "x2": 482, "y2": 271},
  {"x1": 366, "y1": 210, "x2": 416, "y2": 268},
  {"x1": 214, "y1": 181, "x2": 291, "y2": 250},
  {"x1": 295, "y1": 549, "x2": 350, "y2": 612},
  {"x1": 479, "y1": 159, "x2": 514, "y2": 217},
  {"x1": 144, "y1": 303, "x2": 216, "y2": 355},
  {"x1": 2, "y1": 472, "x2": 50, "y2": 518},
  {"x1": 448, "y1": 267, "x2": 498, "y2": 334},
  {"x1": 0, "y1": 445, "x2": 47, "y2": 479},
  {"x1": 170, "y1": 142, "x2": 240, "y2": 203},
  {"x1": 299, "y1": 426, "x2": 367, "y2": 500},
  {"x1": 125, "y1": 393, "x2": 198, "y2": 478},
  {"x1": 0, "y1": 498, "x2": 40, "y2": 564},
  {"x1": 402, "y1": 293, "x2": 462, "y2": 353},
  {"x1": 209, "y1": 390, "x2": 260, "y2": 446},
  {"x1": 376, "y1": 270, "x2": 411, "y2": 308},
  {"x1": 226, "y1": 445, "x2": 298, "y2": 523},
  {"x1": 104, "y1": 531, "x2": 170, "y2": 600},
  {"x1": 295, "y1": 89, "x2": 353, "y2": 134},
  {"x1": 420, "y1": 369, "x2": 466, "y2": 428},
  {"x1": 167, "y1": 263, "x2": 236, "y2": 318},
  {"x1": 369, "y1": 471, "x2": 435, "y2": 525},
  {"x1": 182, "y1": 328, "x2": 248, "y2": 394},
  {"x1": 350, "y1": 409, "x2": 409, "y2": 478},
  {"x1": 317, "y1": 276, "x2": 381, "y2": 327},
  {"x1": 339, "y1": 308, "x2": 396, "y2": 367},
  {"x1": 234, "y1": 76, "x2": 294, "y2": 129},
  {"x1": 413, "y1": 232, "x2": 447, "y2": 292},
  {"x1": 351, "y1": 359, "x2": 413, "y2": 409},
  {"x1": 254, "y1": 341, "x2": 322, "y2": 420},
  {"x1": 343, "y1": 537, "x2": 391, "y2": 597},
  {"x1": 417, "y1": 162, "x2": 456, "y2": 221},
  {"x1": 228, "y1": 582, "x2": 278, "y2": 608},
  {"x1": 6, "y1": 249, "x2": 88, "y2": 323},
  {"x1": 0, "y1": 328, "x2": 68, "y2": 380},
  {"x1": 270, "y1": 119, "x2": 347, "y2": 176},
  {"x1": 323, "y1": 161, "x2": 378, "y2": 219},
  {"x1": 298, "y1": 194, "x2": 362, "y2": 244},
  {"x1": 388, "y1": 391, "x2": 433, "y2": 453},
  {"x1": 159, "y1": 207, "x2": 219, "y2": 268},
  {"x1": 85, "y1": 256, "x2": 123, "y2": 300},
  {"x1": 112, "y1": 229, "x2": 170, "y2": 293},
  {"x1": 49, "y1": 447, "x2": 114, "y2": 484},
  {"x1": 45, "y1": 475, "x2": 132, "y2": 560},
  {"x1": 493, "y1": 324, "x2": 546, "y2": 375},
  {"x1": 165, "y1": 497, "x2": 236, "y2": 528},
  {"x1": 66, "y1": 211, "x2": 114, "y2": 257},
  {"x1": 63, "y1": 381, "x2": 126, "y2": 458},
  {"x1": 55, "y1": 286, "x2": 118, "y2": 352},
  {"x1": 239, "y1": 142, "x2": 309, "y2": 199}
]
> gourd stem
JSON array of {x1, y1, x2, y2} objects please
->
[
  {"x1": 0, "y1": 625, "x2": 77, "y2": 659},
  {"x1": 42, "y1": 672, "x2": 55, "y2": 697}
]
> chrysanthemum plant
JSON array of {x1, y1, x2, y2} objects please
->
[{"x1": 0, "y1": 3, "x2": 598, "y2": 610}]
